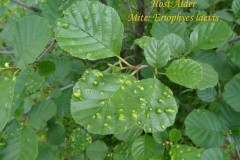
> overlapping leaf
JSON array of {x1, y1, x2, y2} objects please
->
[
  {"x1": 14, "y1": 15, "x2": 51, "y2": 69},
  {"x1": 185, "y1": 109, "x2": 224, "y2": 148},
  {"x1": 201, "y1": 148, "x2": 231, "y2": 160},
  {"x1": 170, "y1": 145, "x2": 201, "y2": 160},
  {"x1": 163, "y1": 33, "x2": 186, "y2": 57},
  {"x1": 223, "y1": 73, "x2": 240, "y2": 112},
  {"x1": 190, "y1": 21, "x2": 231, "y2": 51},
  {"x1": 70, "y1": 69, "x2": 137, "y2": 134},
  {"x1": 150, "y1": 21, "x2": 186, "y2": 39},
  {"x1": 41, "y1": 0, "x2": 75, "y2": 23},
  {"x1": 114, "y1": 143, "x2": 132, "y2": 160},
  {"x1": 190, "y1": 50, "x2": 233, "y2": 81},
  {"x1": 0, "y1": 77, "x2": 15, "y2": 132},
  {"x1": 143, "y1": 39, "x2": 171, "y2": 68},
  {"x1": 196, "y1": 63, "x2": 218, "y2": 90},
  {"x1": 226, "y1": 44, "x2": 240, "y2": 67},
  {"x1": 54, "y1": 0, "x2": 124, "y2": 60},
  {"x1": 27, "y1": 100, "x2": 57, "y2": 130},
  {"x1": 166, "y1": 59, "x2": 218, "y2": 89},
  {"x1": 0, "y1": 128, "x2": 38, "y2": 160},
  {"x1": 232, "y1": 0, "x2": 240, "y2": 17},
  {"x1": 71, "y1": 69, "x2": 178, "y2": 134},
  {"x1": 86, "y1": 141, "x2": 108, "y2": 160},
  {"x1": 197, "y1": 88, "x2": 217, "y2": 102},
  {"x1": 131, "y1": 135, "x2": 160, "y2": 160},
  {"x1": 166, "y1": 59, "x2": 203, "y2": 88},
  {"x1": 134, "y1": 36, "x2": 154, "y2": 49}
]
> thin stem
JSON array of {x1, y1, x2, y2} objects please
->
[
  {"x1": 217, "y1": 81, "x2": 221, "y2": 97},
  {"x1": 154, "y1": 68, "x2": 158, "y2": 79},
  {"x1": 131, "y1": 65, "x2": 148, "y2": 75},
  {"x1": 104, "y1": 56, "x2": 135, "y2": 73},
  {"x1": 11, "y1": 0, "x2": 40, "y2": 12},
  {"x1": 117, "y1": 56, "x2": 133, "y2": 68},
  {"x1": 181, "y1": 51, "x2": 191, "y2": 58},
  {"x1": 47, "y1": 83, "x2": 74, "y2": 99},
  {"x1": 0, "y1": 50, "x2": 14, "y2": 54},
  {"x1": 0, "y1": 67, "x2": 19, "y2": 73},
  {"x1": 228, "y1": 36, "x2": 240, "y2": 44},
  {"x1": 158, "y1": 72, "x2": 166, "y2": 75},
  {"x1": 60, "y1": 83, "x2": 74, "y2": 91},
  {"x1": 131, "y1": 69, "x2": 139, "y2": 75},
  {"x1": 35, "y1": 39, "x2": 56, "y2": 63},
  {"x1": 235, "y1": 145, "x2": 240, "y2": 159}
]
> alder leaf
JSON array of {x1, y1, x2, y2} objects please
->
[
  {"x1": 54, "y1": 0, "x2": 124, "y2": 60},
  {"x1": 190, "y1": 21, "x2": 231, "y2": 51},
  {"x1": 185, "y1": 109, "x2": 224, "y2": 148},
  {"x1": 143, "y1": 39, "x2": 171, "y2": 68}
]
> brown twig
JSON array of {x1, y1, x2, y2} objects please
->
[{"x1": 134, "y1": 0, "x2": 146, "y2": 66}]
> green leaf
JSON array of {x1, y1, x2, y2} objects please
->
[
  {"x1": 0, "y1": 18, "x2": 16, "y2": 47},
  {"x1": 166, "y1": 59, "x2": 203, "y2": 88},
  {"x1": 134, "y1": 79, "x2": 178, "y2": 133},
  {"x1": 54, "y1": 89, "x2": 72, "y2": 117},
  {"x1": 169, "y1": 145, "x2": 201, "y2": 160},
  {"x1": 190, "y1": 50, "x2": 233, "y2": 81},
  {"x1": 163, "y1": 33, "x2": 186, "y2": 57},
  {"x1": 71, "y1": 69, "x2": 137, "y2": 134},
  {"x1": 134, "y1": 36, "x2": 155, "y2": 49},
  {"x1": 27, "y1": 99, "x2": 57, "y2": 130},
  {"x1": 226, "y1": 44, "x2": 240, "y2": 67},
  {"x1": 70, "y1": 128, "x2": 92, "y2": 152},
  {"x1": 223, "y1": 73, "x2": 240, "y2": 112},
  {"x1": 166, "y1": 59, "x2": 218, "y2": 89},
  {"x1": 86, "y1": 140, "x2": 108, "y2": 160},
  {"x1": 150, "y1": 21, "x2": 186, "y2": 39},
  {"x1": 14, "y1": 15, "x2": 51, "y2": 69},
  {"x1": 36, "y1": 143, "x2": 59, "y2": 160},
  {"x1": 54, "y1": 0, "x2": 124, "y2": 60},
  {"x1": 41, "y1": 0, "x2": 75, "y2": 23},
  {"x1": 232, "y1": 0, "x2": 240, "y2": 17},
  {"x1": 131, "y1": 135, "x2": 160, "y2": 160},
  {"x1": 152, "y1": 131, "x2": 168, "y2": 144},
  {"x1": 37, "y1": 60, "x2": 56, "y2": 77},
  {"x1": 169, "y1": 128, "x2": 182, "y2": 142},
  {"x1": 47, "y1": 56, "x2": 72, "y2": 82},
  {"x1": 71, "y1": 70, "x2": 178, "y2": 134},
  {"x1": 197, "y1": 88, "x2": 217, "y2": 102},
  {"x1": 114, "y1": 126, "x2": 142, "y2": 142},
  {"x1": 217, "y1": 102, "x2": 240, "y2": 129},
  {"x1": 196, "y1": 63, "x2": 218, "y2": 90},
  {"x1": 201, "y1": 148, "x2": 231, "y2": 160},
  {"x1": 143, "y1": 39, "x2": 171, "y2": 68},
  {"x1": 190, "y1": 21, "x2": 231, "y2": 51},
  {"x1": 0, "y1": 77, "x2": 14, "y2": 132},
  {"x1": 185, "y1": 109, "x2": 224, "y2": 148},
  {"x1": 12, "y1": 68, "x2": 45, "y2": 112},
  {"x1": 195, "y1": 0, "x2": 210, "y2": 9},
  {"x1": 46, "y1": 122, "x2": 65, "y2": 145},
  {"x1": 216, "y1": 10, "x2": 234, "y2": 22},
  {"x1": 0, "y1": 128, "x2": 38, "y2": 160},
  {"x1": 114, "y1": 143, "x2": 132, "y2": 160}
]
